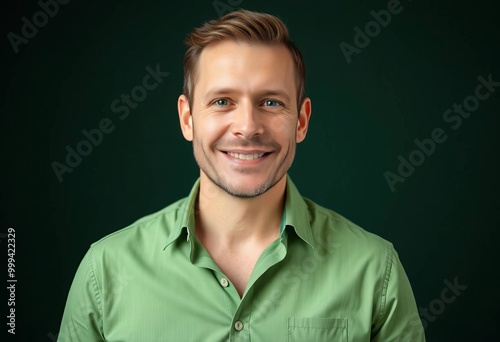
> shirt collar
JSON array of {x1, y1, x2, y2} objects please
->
[
  {"x1": 282, "y1": 176, "x2": 316, "y2": 248},
  {"x1": 163, "y1": 178, "x2": 199, "y2": 250},
  {"x1": 164, "y1": 175, "x2": 316, "y2": 250}
]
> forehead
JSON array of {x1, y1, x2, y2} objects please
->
[{"x1": 195, "y1": 41, "x2": 296, "y2": 99}]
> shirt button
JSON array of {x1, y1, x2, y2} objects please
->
[
  {"x1": 234, "y1": 321, "x2": 244, "y2": 331},
  {"x1": 219, "y1": 278, "x2": 229, "y2": 287}
]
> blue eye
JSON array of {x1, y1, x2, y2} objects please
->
[
  {"x1": 263, "y1": 100, "x2": 281, "y2": 107},
  {"x1": 213, "y1": 99, "x2": 229, "y2": 106}
]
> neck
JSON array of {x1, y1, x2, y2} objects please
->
[{"x1": 195, "y1": 173, "x2": 286, "y2": 248}]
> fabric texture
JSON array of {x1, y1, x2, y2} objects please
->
[{"x1": 58, "y1": 176, "x2": 425, "y2": 341}]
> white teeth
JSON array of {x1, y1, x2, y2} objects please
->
[{"x1": 227, "y1": 152, "x2": 265, "y2": 160}]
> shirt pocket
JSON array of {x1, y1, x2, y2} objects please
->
[{"x1": 288, "y1": 317, "x2": 348, "y2": 342}]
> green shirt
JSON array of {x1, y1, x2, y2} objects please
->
[{"x1": 58, "y1": 176, "x2": 425, "y2": 341}]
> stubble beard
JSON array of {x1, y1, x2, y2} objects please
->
[{"x1": 192, "y1": 135, "x2": 296, "y2": 199}]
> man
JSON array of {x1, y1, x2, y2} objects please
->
[{"x1": 59, "y1": 9, "x2": 425, "y2": 341}]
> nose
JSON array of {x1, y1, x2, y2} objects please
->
[{"x1": 230, "y1": 101, "x2": 264, "y2": 139}]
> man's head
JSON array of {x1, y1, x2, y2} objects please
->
[
  {"x1": 178, "y1": 10, "x2": 312, "y2": 198},
  {"x1": 182, "y1": 10, "x2": 306, "y2": 110}
]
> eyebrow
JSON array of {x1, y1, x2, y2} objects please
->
[{"x1": 203, "y1": 88, "x2": 292, "y2": 103}]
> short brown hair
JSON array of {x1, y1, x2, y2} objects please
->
[{"x1": 183, "y1": 9, "x2": 306, "y2": 110}]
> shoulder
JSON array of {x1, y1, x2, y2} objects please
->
[
  {"x1": 88, "y1": 197, "x2": 188, "y2": 255},
  {"x1": 303, "y1": 197, "x2": 394, "y2": 261}
]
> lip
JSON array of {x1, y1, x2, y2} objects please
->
[{"x1": 222, "y1": 149, "x2": 272, "y2": 154}]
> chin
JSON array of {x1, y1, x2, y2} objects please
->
[{"x1": 222, "y1": 177, "x2": 277, "y2": 198}]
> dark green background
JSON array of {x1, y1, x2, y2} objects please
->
[{"x1": 2, "y1": 0, "x2": 499, "y2": 340}]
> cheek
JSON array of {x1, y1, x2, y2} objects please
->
[
  {"x1": 205, "y1": 119, "x2": 224, "y2": 134},
  {"x1": 268, "y1": 116, "x2": 288, "y2": 134},
  {"x1": 194, "y1": 117, "x2": 226, "y2": 142},
  {"x1": 267, "y1": 116, "x2": 297, "y2": 141}
]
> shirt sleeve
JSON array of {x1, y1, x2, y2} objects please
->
[
  {"x1": 371, "y1": 244, "x2": 426, "y2": 342},
  {"x1": 58, "y1": 248, "x2": 105, "y2": 342}
]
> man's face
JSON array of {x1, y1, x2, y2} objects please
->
[{"x1": 178, "y1": 41, "x2": 311, "y2": 198}]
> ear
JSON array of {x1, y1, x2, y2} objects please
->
[
  {"x1": 296, "y1": 97, "x2": 312, "y2": 143},
  {"x1": 178, "y1": 94, "x2": 193, "y2": 141}
]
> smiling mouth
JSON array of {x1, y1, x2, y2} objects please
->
[{"x1": 224, "y1": 151, "x2": 271, "y2": 160}]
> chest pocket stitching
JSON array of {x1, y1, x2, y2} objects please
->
[{"x1": 288, "y1": 317, "x2": 348, "y2": 342}]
